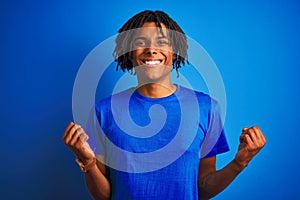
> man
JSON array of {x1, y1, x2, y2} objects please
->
[{"x1": 62, "y1": 10, "x2": 266, "y2": 200}]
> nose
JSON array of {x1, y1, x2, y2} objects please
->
[{"x1": 145, "y1": 47, "x2": 158, "y2": 55}]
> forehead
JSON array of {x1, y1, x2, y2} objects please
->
[{"x1": 134, "y1": 22, "x2": 169, "y2": 37}]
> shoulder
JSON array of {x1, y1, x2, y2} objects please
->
[
  {"x1": 178, "y1": 85, "x2": 217, "y2": 106},
  {"x1": 95, "y1": 87, "x2": 136, "y2": 111},
  {"x1": 177, "y1": 85, "x2": 223, "y2": 118}
]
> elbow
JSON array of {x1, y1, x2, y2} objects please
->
[
  {"x1": 198, "y1": 187, "x2": 216, "y2": 200},
  {"x1": 93, "y1": 194, "x2": 110, "y2": 200},
  {"x1": 89, "y1": 186, "x2": 111, "y2": 200}
]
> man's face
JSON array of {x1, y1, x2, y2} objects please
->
[{"x1": 130, "y1": 22, "x2": 175, "y2": 83}]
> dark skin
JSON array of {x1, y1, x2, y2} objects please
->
[
  {"x1": 62, "y1": 122, "x2": 111, "y2": 200},
  {"x1": 63, "y1": 22, "x2": 267, "y2": 199},
  {"x1": 198, "y1": 126, "x2": 266, "y2": 199}
]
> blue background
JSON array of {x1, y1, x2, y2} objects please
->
[{"x1": 1, "y1": 0, "x2": 299, "y2": 199}]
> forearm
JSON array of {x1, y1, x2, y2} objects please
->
[
  {"x1": 198, "y1": 159, "x2": 247, "y2": 199},
  {"x1": 85, "y1": 164, "x2": 111, "y2": 200}
]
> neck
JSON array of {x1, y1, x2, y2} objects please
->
[{"x1": 137, "y1": 83, "x2": 177, "y2": 98}]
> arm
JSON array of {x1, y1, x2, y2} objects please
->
[
  {"x1": 198, "y1": 126, "x2": 266, "y2": 199},
  {"x1": 62, "y1": 122, "x2": 111, "y2": 200},
  {"x1": 84, "y1": 156, "x2": 111, "y2": 200}
]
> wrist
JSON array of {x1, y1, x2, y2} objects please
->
[
  {"x1": 81, "y1": 157, "x2": 96, "y2": 165},
  {"x1": 232, "y1": 158, "x2": 248, "y2": 171},
  {"x1": 76, "y1": 157, "x2": 97, "y2": 173}
]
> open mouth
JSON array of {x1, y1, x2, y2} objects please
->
[{"x1": 141, "y1": 59, "x2": 164, "y2": 65}]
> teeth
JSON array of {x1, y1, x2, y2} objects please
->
[{"x1": 144, "y1": 60, "x2": 161, "y2": 65}]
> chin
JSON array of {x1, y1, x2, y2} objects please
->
[{"x1": 135, "y1": 66, "x2": 172, "y2": 84}]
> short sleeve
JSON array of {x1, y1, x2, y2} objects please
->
[
  {"x1": 200, "y1": 100, "x2": 230, "y2": 158},
  {"x1": 85, "y1": 106, "x2": 106, "y2": 156}
]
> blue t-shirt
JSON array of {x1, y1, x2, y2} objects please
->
[{"x1": 88, "y1": 85, "x2": 229, "y2": 200}]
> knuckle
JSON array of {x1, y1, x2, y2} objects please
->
[
  {"x1": 66, "y1": 142, "x2": 72, "y2": 147},
  {"x1": 248, "y1": 129, "x2": 255, "y2": 134},
  {"x1": 68, "y1": 139, "x2": 75, "y2": 145}
]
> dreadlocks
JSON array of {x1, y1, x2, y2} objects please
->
[{"x1": 113, "y1": 10, "x2": 189, "y2": 73}]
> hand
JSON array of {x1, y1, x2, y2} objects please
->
[
  {"x1": 62, "y1": 122, "x2": 95, "y2": 164},
  {"x1": 234, "y1": 126, "x2": 266, "y2": 168}
]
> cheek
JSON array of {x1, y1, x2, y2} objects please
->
[
  {"x1": 165, "y1": 53, "x2": 175, "y2": 64},
  {"x1": 131, "y1": 50, "x2": 143, "y2": 61}
]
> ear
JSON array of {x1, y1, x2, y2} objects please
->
[{"x1": 172, "y1": 53, "x2": 176, "y2": 61}]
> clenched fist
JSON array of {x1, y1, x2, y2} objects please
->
[
  {"x1": 234, "y1": 126, "x2": 267, "y2": 168},
  {"x1": 62, "y1": 122, "x2": 95, "y2": 164}
]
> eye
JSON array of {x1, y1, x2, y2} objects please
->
[
  {"x1": 134, "y1": 40, "x2": 146, "y2": 47},
  {"x1": 157, "y1": 39, "x2": 169, "y2": 46}
]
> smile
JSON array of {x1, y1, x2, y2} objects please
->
[{"x1": 141, "y1": 59, "x2": 163, "y2": 65}]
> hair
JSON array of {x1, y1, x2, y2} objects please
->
[{"x1": 113, "y1": 10, "x2": 189, "y2": 73}]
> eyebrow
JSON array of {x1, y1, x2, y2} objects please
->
[{"x1": 134, "y1": 36, "x2": 169, "y2": 41}]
